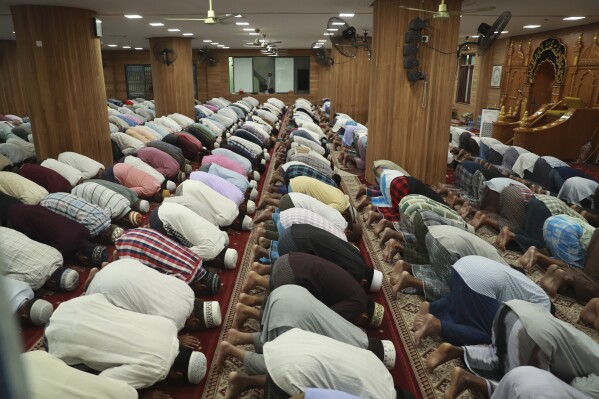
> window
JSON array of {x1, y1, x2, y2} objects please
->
[
  {"x1": 228, "y1": 57, "x2": 310, "y2": 94},
  {"x1": 456, "y1": 54, "x2": 475, "y2": 104},
  {"x1": 125, "y1": 64, "x2": 198, "y2": 100},
  {"x1": 125, "y1": 64, "x2": 153, "y2": 99}
]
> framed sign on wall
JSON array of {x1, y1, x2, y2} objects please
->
[{"x1": 491, "y1": 65, "x2": 502, "y2": 87}]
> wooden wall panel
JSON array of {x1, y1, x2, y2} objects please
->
[
  {"x1": 365, "y1": 0, "x2": 462, "y2": 184},
  {"x1": 11, "y1": 5, "x2": 112, "y2": 166},
  {"x1": 102, "y1": 50, "x2": 151, "y2": 100},
  {"x1": 150, "y1": 37, "x2": 195, "y2": 119},
  {"x1": 330, "y1": 42, "x2": 371, "y2": 124},
  {"x1": 0, "y1": 40, "x2": 28, "y2": 116}
]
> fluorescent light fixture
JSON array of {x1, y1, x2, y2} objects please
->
[
  {"x1": 135, "y1": 47, "x2": 143, "y2": 50},
  {"x1": 317, "y1": 39, "x2": 327, "y2": 42},
  {"x1": 217, "y1": 44, "x2": 225, "y2": 47},
  {"x1": 122, "y1": 46, "x2": 131, "y2": 49},
  {"x1": 182, "y1": 33, "x2": 194, "y2": 36},
  {"x1": 203, "y1": 39, "x2": 212, "y2": 42},
  {"x1": 211, "y1": 42, "x2": 220, "y2": 45},
  {"x1": 243, "y1": 28, "x2": 254, "y2": 31},
  {"x1": 332, "y1": 22, "x2": 345, "y2": 25},
  {"x1": 124, "y1": 15, "x2": 142, "y2": 19},
  {"x1": 236, "y1": 22, "x2": 249, "y2": 26},
  {"x1": 223, "y1": 46, "x2": 230, "y2": 49},
  {"x1": 234, "y1": 14, "x2": 243, "y2": 18},
  {"x1": 168, "y1": 28, "x2": 180, "y2": 32},
  {"x1": 324, "y1": 32, "x2": 333, "y2": 36},
  {"x1": 107, "y1": 44, "x2": 117, "y2": 47},
  {"x1": 149, "y1": 22, "x2": 164, "y2": 26},
  {"x1": 249, "y1": 32, "x2": 259, "y2": 36},
  {"x1": 327, "y1": 28, "x2": 339, "y2": 31},
  {"x1": 339, "y1": 13, "x2": 355, "y2": 17},
  {"x1": 523, "y1": 24, "x2": 541, "y2": 28},
  {"x1": 563, "y1": 16, "x2": 585, "y2": 20}
]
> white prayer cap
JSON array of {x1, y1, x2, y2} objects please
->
[
  {"x1": 137, "y1": 200, "x2": 150, "y2": 213},
  {"x1": 252, "y1": 170, "x2": 260, "y2": 181},
  {"x1": 246, "y1": 200, "x2": 256, "y2": 215},
  {"x1": 260, "y1": 159, "x2": 266, "y2": 165},
  {"x1": 166, "y1": 180, "x2": 176, "y2": 191},
  {"x1": 242, "y1": 215, "x2": 253, "y2": 231},
  {"x1": 249, "y1": 180, "x2": 258, "y2": 189},
  {"x1": 250, "y1": 188, "x2": 258, "y2": 201},
  {"x1": 196, "y1": 300, "x2": 222, "y2": 329},
  {"x1": 29, "y1": 299, "x2": 53, "y2": 326},
  {"x1": 59, "y1": 268, "x2": 79, "y2": 292},
  {"x1": 382, "y1": 340, "x2": 396, "y2": 369},
  {"x1": 369, "y1": 269, "x2": 383, "y2": 292},
  {"x1": 224, "y1": 248, "x2": 238, "y2": 269},
  {"x1": 188, "y1": 352, "x2": 207, "y2": 384}
]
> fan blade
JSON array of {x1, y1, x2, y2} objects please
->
[
  {"x1": 398, "y1": 6, "x2": 436, "y2": 14},
  {"x1": 216, "y1": 14, "x2": 236, "y2": 21},
  {"x1": 270, "y1": 41, "x2": 283, "y2": 44},
  {"x1": 450, "y1": 6, "x2": 496, "y2": 15},
  {"x1": 165, "y1": 18, "x2": 206, "y2": 20}
]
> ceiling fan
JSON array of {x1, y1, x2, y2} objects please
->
[
  {"x1": 399, "y1": 0, "x2": 495, "y2": 19},
  {"x1": 165, "y1": 0, "x2": 238, "y2": 24},
  {"x1": 244, "y1": 32, "x2": 282, "y2": 48}
]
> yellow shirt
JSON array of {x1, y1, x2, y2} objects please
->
[
  {"x1": 289, "y1": 176, "x2": 349, "y2": 213},
  {"x1": 0, "y1": 172, "x2": 48, "y2": 204}
]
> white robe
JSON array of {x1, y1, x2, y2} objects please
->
[
  {"x1": 86, "y1": 259, "x2": 194, "y2": 331},
  {"x1": 58, "y1": 152, "x2": 105, "y2": 179},
  {"x1": 45, "y1": 293, "x2": 179, "y2": 389},
  {"x1": 40, "y1": 158, "x2": 83, "y2": 187}
]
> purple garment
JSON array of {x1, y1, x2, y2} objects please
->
[
  {"x1": 189, "y1": 171, "x2": 244, "y2": 205},
  {"x1": 203, "y1": 104, "x2": 219, "y2": 113},
  {"x1": 342, "y1": 124, "x2": 366, "y2": 147}
]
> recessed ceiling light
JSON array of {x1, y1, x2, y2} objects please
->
[
  {"x1": 318, "y1": 39, "x2": 327, "y2": 42},
  {"x1": 12, "y1": 31, "x2": 15, "y2": 34},
  {"x1": 523, "y1": 24, "x2": 541, "y2": 29},
  {"x1": 149, "y1": 22, "x2": 164, "y2": 27},
  {"x1": 124, "y1": 15, "x2": 142, "y2": 19},
  {"x1": 223, "y1": 46, "x2": 230, "y2": 49},
  {"x1": 324, "y1": 33, "x2": 333, "y2": 36},
  {"x1": 211, "y1": 42, "x2": 220, "y2": 45},
  {"x1": 135, "y1": 47, "x2": 143, "y2": 50},
  {"x1": 203, "y1": 39, "x2": 212, "y2": 42},
  {"x1": 492, "y1": 31, "x2": 508, "y2": 34},
  {"x1": 107, "y1": 44, "x2": 117, "y2": 47},
  {"x1": 563, "y1": 16, "x2": 585, "y2": 21},
  {"x1": 332, "y1": 22, "x2": 345, "y2": 25},
  {"x1": 249, "y1": 32, "x2": 259, "y2": 36},
  {"x1": 122, "y1": 46, "x2": 131, "y2": 49},
  {"x1": 234, "y1": 14, "x2": 243, "y2": 18},
  {"x1": 236, "y1": 22, "x2": 249, "y2": 26},
  {"x1": 168, "y1": 28, "x2": 180, "y2": 32},
  {"x1": 339, "y1": 13, "x2": 355, "y2": 17},
  {"x1": 243, "y1": 28, "x2": 254, "y2": 31},
  {"x1": 327, "y1": 28, "x2": 339, "y2": 31},
  {"x1": 217, "y1": 44, "x2": 225, "y2": 47},
  {"x1": 182, "y1": 33, "x2": 194, "y2": 36}
]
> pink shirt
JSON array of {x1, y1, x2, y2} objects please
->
[
  {"x1": 114, "y1": 163, "x2": 160, "y2": 198},
  {"x1": 137, "y1": 147, "x2": 179, "y2": 178},
  {"x1": 201, "y1": 154, "x2": 246, "y2": 177}
]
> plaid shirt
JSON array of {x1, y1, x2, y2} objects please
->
[
  {"x1": 543, "y1": 215, "x2": 595, "y2": 269},
  {"x1": 401, "y1": 208, "x2": 473, "y2": 244},
  {"x1": 398, "y1": 195, "x2": 463, "y2": 233},
  {"x1": 227, "y1": 139, "x2": 258, "y2": 161},
  {"x1": 229, "y1": 136, "x2": 262, "y2": 157},
  {"x1": 279, "y1": 208, "x2": 347, "y2": 241},
  {"x1": 377, "y1": 176, "x2": 409, "y2": 222},
  {"x1": 40, "y1": 193, "x2": 111, "y2": 237},
  {"x1": 72, "y1": 182, "x2": 131, "y2": 220},
  {"x1": 286, "y1": 164, "x2": 336, "y2": 187},
  {"x1": 115, "y1": 228, "x2": 206, "y2": 283},
  {"x1": 0, "y1": 226, "x2": 63, "y2": 290},
  {"x1": 535, "y1": 194, "x2": 585, "y2": 221},
  {"x1": 289, "y1": 152, "x2": 333, "y2": 177}
]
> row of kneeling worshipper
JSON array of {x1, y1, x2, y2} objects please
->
[
  {"x1": 0, "y1": 96, "x2": 289, "y2": 397},
  {"x1": 211, "y1": 101, "x2": 419, "y2": 399},
  {"x1": 349, "y1": 124, "x2": 599, "y2": 397}
]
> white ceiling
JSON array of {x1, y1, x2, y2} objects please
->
[{"x1": 0, "y1": 0, "x2": 598, "y2": 50}]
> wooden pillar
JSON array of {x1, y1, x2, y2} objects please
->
[
  {"x1": 365, "y1": 0, "x2": 462, "y2": 184},
  {"x1": 11, "y1": 5, "x2": 111, "y2": 166},
  {"x1": 330, "y1": 42, "x2": 371, "y2": 124},
  {"x1": 0, "y1": 40, "x2": 29, "y2": 116},
  {"x1": 149, "y1": 37, "x2": 194, "y2": 119}
]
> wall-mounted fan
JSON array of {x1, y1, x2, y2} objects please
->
[
  {"x1": 327, "y1": 17, "x2": 371, "y2": 59},
  {"x1": 165, "y1": 0, "x2": 238, "y2": 25},
  {"x1": 399, "y1": 0, "x2": 496, "y2": 19},
  {"x1": 152, "y1": 44, "x2": 178, "y2": 65},
  {"x1": 457, "y1": 11, "x2": 511, "y2": 56},
  {"x1": 311, "y1": 43, "x2": 334, "y2": 67},
  {"x1": 198, "y1": 45, "x2": 218, "y2": 67}
]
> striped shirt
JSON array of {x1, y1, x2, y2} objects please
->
[
  {"x1": 115, "y1": 228, "x2": 206, "y2": 284},
  {"x1": 279, "y1": 208, "x2": 347, "y2": 241},
  {"x1": 228, "y1": 136, "x2": 263, "y2": 157},
  {"x1": 41, "y1": 193, "x2": 111, "y2": 237},
  {"x1": 72, "y1": 182, "x2": 131, "y2": 220},
  {"x1": 288, "y1": 149, "x2": 333, "y2": 178},
  {"x1": 286, "y1": 193, "x2": 348, "y2": 232},
  {"x1": 0, "y1": 227, "x2": 63, "y2": 290}
]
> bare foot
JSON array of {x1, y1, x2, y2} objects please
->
[
  {"x1": 579, "y1": 298, "x2": 599, "y2": 328},
  {"x1": 224, "y1": 328, "x2": 254, "y2": 346},
  {"x1": 412, "y1": 301, "x2": 430, "y2": 332},
  {"x1": 458, "y1": 202, "x2": 473, "y2": 218},
  {"x1": 414, "y1": 314, "x2": 441, "y2": 346},
  {"x1": 365, "y1": 211, "x2": 383, "y2": 225},
  {"x1": 391, "y1": 271, "x2": 418, "y2": 296},
  {"x1": 239, "y1": 293, "x2": 264, "y2": 307},
  {"x1": 390, "y1": 260, "x2": 412, "y2": 285},
  {"x1": 251, "y1": 245, "x2": 269, "y2": 262},
  {"x1": 356, "y1": 185, "x2": 367, "y2": 199},
  {"x1": 82, "y1": 268, "x2": 99, "y2": 292},
  {"x1": 254, "y1": 210, "x2": 272, "y2": 223},
  {"x1": 373, "y1": 219, "x2": 392, "y2": 237},
  {"x1": 540, "y1": 264, "x2": 565, "y2": 297},
  {"x1": 380, "y1": 227, "x2": 402, "y2": 247},
  {"x1": 356, "y1": 196, "x2": 371, "y2": 211},
  {"x1": 178, "y1": 335, "x2": 202, "y2": 350},
  {"x1": 214, "y1": 341, "x2": 234, "y2": 371},
  {"x1": 495, "y1": 226, "x2": 515, "y2": 251},
  {"x1": 444, "y1": 367, "x2": 488, "y2": 399},
  {"x1": 382, "y1": 239, "x2": 403, "y2": 262},
  {"x1": 231, "y1": 303, "x2": 260, "y2": 329},
  {"x1": 518, "y1": 246, "x2": 538, "y2": 272},
  {"x1": 225, "y1": 372, "x2": 266, "y2": 399},
  {"x1": 470, "y1": 211, "x2": 487, "y2": 230},
  {"x1": 426, "y1": 342, "x2": 464, "y2": 372},
  {"x1": 251, "y1": 262, "x2": 271, "y2": 276},
  {"x1": 436, "y1": 183, "x2": 450, "y2": 195},
  {"x1": 242, "y1": 271, "x2": 261, "y2": 293},
  {"x1": 257, "y1": 237, "x2": 270, "y2": 249}
]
